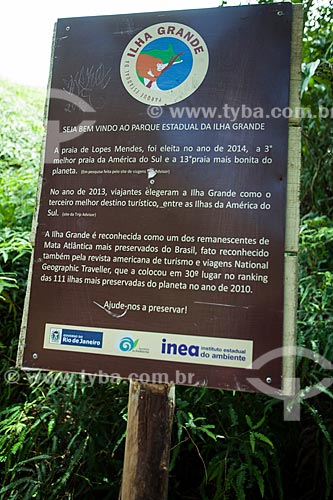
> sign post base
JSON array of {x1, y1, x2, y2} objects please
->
[{"x1": 120, "y1": 381, "x2": 175, "y2": 500}]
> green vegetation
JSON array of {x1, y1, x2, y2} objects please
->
[
  {"x1": 0, "y1": 0, "x2": 332, "y2": 498},
  {"x1": 301, "y1": 1, "x2": 333, "y2": 217}
]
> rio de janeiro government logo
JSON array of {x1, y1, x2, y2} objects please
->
[{"x1": 120, "y1": 22, "x2": 209, "y2": 106}]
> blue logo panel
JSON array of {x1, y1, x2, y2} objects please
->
[{"x1": 61, "y1": 329, "x2": 103, "y2": 348}]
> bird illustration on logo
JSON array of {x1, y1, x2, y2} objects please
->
[{"x1": 136, "y1": 39, "x2": 192, "y2": 91}]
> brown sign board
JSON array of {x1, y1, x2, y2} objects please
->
[{"x1": 18, "y1": 4, "x2": 299, "y2": 394}]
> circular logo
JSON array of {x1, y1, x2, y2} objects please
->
[
  {"x1": 118, "y1": 336, "x2": 138, "y2": 352},
  {"x1": 120, "y1": 23, "x2": 209, "y2": 105}
]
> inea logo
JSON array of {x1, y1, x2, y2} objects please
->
[{"x1": 161, "y1": 338, "x2": 199, "y2": 357}]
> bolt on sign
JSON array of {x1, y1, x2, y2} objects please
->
[{"x1": 18, "y1": 3, "x2": 302, "y2": 394}]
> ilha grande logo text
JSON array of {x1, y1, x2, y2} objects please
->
[{"x1": 120, "y1": 23, "x2": 209, "y2": 106}]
